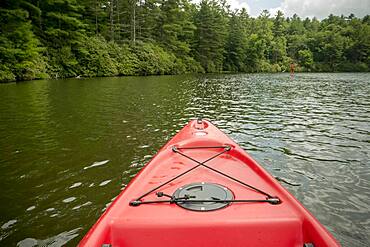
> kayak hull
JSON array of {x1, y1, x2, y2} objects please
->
[{"x1": 79, "y1": 120, "x2": 340, "y2": 247}]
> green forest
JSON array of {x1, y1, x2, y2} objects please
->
[{"x1": 1, "y1": 0, "x2": 369, "y2": 82}]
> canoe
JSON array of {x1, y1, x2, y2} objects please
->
[{"x1": 79, "y1": 119, "x2": 340, "y2": 247}]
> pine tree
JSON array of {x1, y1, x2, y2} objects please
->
[
  {"x1": 193, "y1": 0, "x2": 228, "y2": 72},
  {"x1": 0, "y1": 0, "x2": 46, "y2": 82},
  {"x1": 224, "y1": 10, "x2": 248, "y2": 71}
]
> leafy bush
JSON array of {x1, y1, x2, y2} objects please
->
[
  {"x1": 0, "y1": 64, "x2": 16, "y2": 82},
  {"x1": 134, "y1": 42, "x2": 176, "y2": 75},
  {"x1": 74, "y1": 36, "x2": 118, "y2": 77},
  {"x1": 338, "y1": 62, "x2": 368, "y2": 72},
  {"x1": 298, "y1": 50, "x2": 314, "y2": 70},
  {"x1": 108, "y1": 43, "x2": 140, "y2": 76},
  {"x1": 47, "y1": 46, "x2": 79, "y2": 78}
]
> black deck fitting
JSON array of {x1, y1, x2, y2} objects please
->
[
  {"x1": 129, "y1": 200, "x2": 142, "y2": 206},
  {"x1": 267, "y1": 197, "x2": 281, "y2": 205}
]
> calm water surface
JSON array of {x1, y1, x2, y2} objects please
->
[{"x1": 0, "y1": 73, "x2": 369, "y2": 246}]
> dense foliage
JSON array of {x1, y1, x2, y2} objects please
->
[{"x1": 1, "y1": 0, "x2": 369, "y2": 82}]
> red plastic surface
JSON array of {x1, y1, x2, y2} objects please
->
[{"x1": 79, "y1": 120, "x2": 340, "y2": 247}]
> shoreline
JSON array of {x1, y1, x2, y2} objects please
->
[{"x1": 2, "y1": 71, "x2": 369, "y2": 84}]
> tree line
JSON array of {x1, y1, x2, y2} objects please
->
[{"x1": 0, "y1": 0, "x2": 369, "y2": 82}]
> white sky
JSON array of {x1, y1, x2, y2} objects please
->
[{"x1": 191, "y1": 0, "x2": 370, "y2": 19}]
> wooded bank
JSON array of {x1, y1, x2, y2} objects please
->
[{"x1": 0, "y1": 0, "x2": 369, "y2": 83}]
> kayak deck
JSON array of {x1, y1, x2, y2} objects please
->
[{"x1": 79, "y1": 120, "x2": 340, "y2": 247}]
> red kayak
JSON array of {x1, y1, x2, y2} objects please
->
[{"x1": 79, "y1": 119, "x2": 340, "y2": 247}]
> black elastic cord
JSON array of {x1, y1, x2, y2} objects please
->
[
  {"x1": 130, "y1": 198, "x2": 280, "y2": 206},
  {"x1": 177, "y1": 146, "x2": 228, "y2": 150},
  {"x1": 130, "y1": 145, "x2": 279, "y2": 206},
  {"x1": 173, "y1": 146, "x2": 230, "y2": 165},
  {"x1": 173, "y1": 147, "x2": 273, "y2": 198},
  {"x1": 134, "y1": 146, "x2": 229, "y2": 201}
]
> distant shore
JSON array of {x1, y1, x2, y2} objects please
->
[
  {"x1": 1, "y1": 1, "x2": 369, "y2": 83},
  {"x1": 2, "y1": 70, "x2": 370, "y2": 84}
]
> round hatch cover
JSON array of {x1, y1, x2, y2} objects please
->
[{"x1": 173, "y1": 182, "x2": 234, "y2": 211}]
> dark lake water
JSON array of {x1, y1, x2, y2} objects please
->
[{"x1": 0, "y1": 73, "x2": 369, "y2": 246}]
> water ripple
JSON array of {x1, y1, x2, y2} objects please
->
[
  {"x1": 0, "y1": 73, "x2": 369, "y2": 246},
  {"x1": 83, "y1": 160, "x2": 109, "y2": 170}
]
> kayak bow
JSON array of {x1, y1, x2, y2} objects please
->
[{"x1": 79, "y1": 119, "x2": 340, "y2": 247}]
